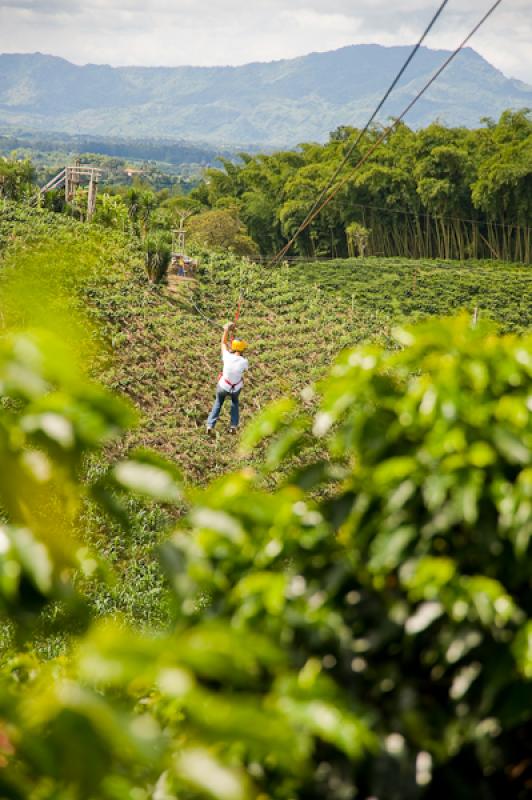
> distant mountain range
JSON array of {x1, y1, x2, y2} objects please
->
[{"x1": 1, "y1": 46, "x2": 531, "y2": 147}]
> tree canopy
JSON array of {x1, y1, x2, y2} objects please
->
[{"x1": 191, "y1": 111, "x2": 532, "y2": 262}]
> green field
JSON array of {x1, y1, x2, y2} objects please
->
[
  {"x1": 1, "y1": 203, "x2": 530, "y2": 621},
  {"x1": 2, "y1": 204, "x2": 530, "y2": 488},
  {"x1": 89, "y1": 252, "x2": 532, "y2": 485},
  {"x1": 1, "y1": 203, "x2": 532, "y2": 799}
]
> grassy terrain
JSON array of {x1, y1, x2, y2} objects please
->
[
  {"x1": 1, "y1": 203, "x2": 531, "y2": 628},
  {"x1": 101, "y1": 255, "x2": 531, "y2": 480},
  {"x1": 287, "y1": 258, "x2": 531, "y2": 331}
]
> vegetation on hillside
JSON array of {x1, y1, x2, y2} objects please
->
[
  {"x1": 1, "y1": 94, "x2": 531, "y2": 799},
  {"x1": 2, "y1": 47, "x2": 532, "y2": 144},
  {"x1": 0, "y1": 129, "x2": 229, "y2": 169},
  {"x1": 0, "y1": 126, "x2": 236, "y2": 196},
  {"x1": 168, "y1": 315, "x2": 532, "y2": 799},
  {"x1": 1, "y1": 202, "x2": 529, "y2": 487},
  {"x1": 193, "y1": 110, "x2": 532, "y2": 262},
  {"x1": 4, "y1": 110, "x2": 532, "y2": 266},
  {"x1": 0, "y1": 158, "x2": 35, "y2": 201},
  {"x1": 0, "y1": 266, "x2": 530, "y2": 797}
]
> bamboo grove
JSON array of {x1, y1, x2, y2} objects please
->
[{"x1": 191, "y1": 110, "x2": 532, "y2": 263}]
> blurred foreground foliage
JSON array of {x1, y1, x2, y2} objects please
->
[{"x1": 0, "y1": 315, "x2": 531, "y2": 799}]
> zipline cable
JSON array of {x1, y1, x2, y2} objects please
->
[
  {"x1": 233, "y1": 296, "x2": 243, "y2": 326},
  {"x1": 272, "y1": 0, "x2": 451, "y2": 265},
  {"x1": 193, "y1": 1, "x2": 505, "y2": 331},
  {"x1": 190, "y1": 298, "x2": 220, "y2": 328},
  {"x1": 214, "y1": 0, "x2": 449, "y2": 326},
  {"x1": 191, "y1": 0, "x2": 453, "y2": 326},
  {"x1": 190, "y1": 290, "x2": 244, "y2": 330},
  {"x1": 272, "y1": 0, "x2": 505, "y2": 265}
]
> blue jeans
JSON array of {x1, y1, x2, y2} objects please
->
[{"x1": 207, "y1": 388, "x2": 241, "y2": 428}]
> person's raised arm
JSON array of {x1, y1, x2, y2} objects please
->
[{"x1": 221, "y1": 322, "x2": 234, "y2": 354}]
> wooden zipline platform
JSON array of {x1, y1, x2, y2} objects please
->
[{"x1": 38, "y1": 164, "x2": 103, "y2": 220}]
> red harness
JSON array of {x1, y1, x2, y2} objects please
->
[{"x1": 218, "y1": 373, "x2": 242, "y2": 392}]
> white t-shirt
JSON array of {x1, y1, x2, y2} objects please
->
[{"x1": 218, "y1": 350, "x2": 249, "y2": 393}]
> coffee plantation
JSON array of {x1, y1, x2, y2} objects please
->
[{"x1": 0, "y1": 201, "x2": 531, "y2": 799}]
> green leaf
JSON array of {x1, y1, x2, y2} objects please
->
[
  {"x1": 512, "y1": 621, "x2": 532, "y2": 678},
  {"x1": 276, "y1": 696, "x2": 377, "y2": 760},
  {"x1": 112, "y1": 456, "x2": 182, "y2": 503},
  {"x1": 174, "y1": 747, "x2": 252, "y2": 800},
  {"x1": 368, "y1": 526, "x2": 416, "y2": 573},
  {"x1": 401, "y1": 557, "x2": 456, "y2": 601},
  {"x1": 239, "y1": 397, "x2": 296, "y2": 454},
  {"x1": 232, "y1": 572, "x2": 288, "y2": 615}
]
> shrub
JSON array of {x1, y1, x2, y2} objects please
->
[
  {"x1": 166, "y1": 315, "x2": 532, "y2": 799},
  {"x1": 0, "y1": 158, "x2": 35, "y2": 201},
  {"x1": 187, "y1": 209, "x2": 260, "y2": 257},
  {"x1": 1, "y1": 315, "x2": 530, "y2": 800},
  {"x1": 144, "y1": 233, "x2": 172, "y2": 283}
]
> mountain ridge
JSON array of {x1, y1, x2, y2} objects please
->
[{"x1": 1, "y1": 45, "x2": 531, "y2": 146}]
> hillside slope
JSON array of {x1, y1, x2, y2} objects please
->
[
  {"x1": 2, "y1": 205, "x2": 531, "y2": 485},
  {"x1": 1, "y1": 46, "x2": 532, "y2": 145},
  {"x1": 1, "y1": 205, "x2": 531, "y2": 623}
]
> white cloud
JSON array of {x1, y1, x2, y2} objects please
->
[{"x1": 0, "y1": 0, "x2": 530, "y2": 83}]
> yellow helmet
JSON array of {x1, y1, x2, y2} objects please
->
[{"x1": 231, "y1": 339, "x2": 248, "y2": 352}]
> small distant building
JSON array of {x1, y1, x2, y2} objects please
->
[{"x1": 125, "y1": 167, "x2": 145, "y2": 179}]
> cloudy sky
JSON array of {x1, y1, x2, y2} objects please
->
[{"x1": 1, "y1": 0, "x2": 531, "y2": 83}]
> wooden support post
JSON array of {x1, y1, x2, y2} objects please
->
[
  {"x1": 87, "y1": 172, "x2": 98, "y2": 221},
  {"x1": 65, "y1": 167, "x2": 71, "y2": 203},
  {"x1": 71, "y1": 159, "x2": 81, "y2": 202},
  {"x1": 172, "y1": 211, "x2": 194, "y2": 256}
]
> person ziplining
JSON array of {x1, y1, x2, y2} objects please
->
[{"x1": 206, "y1": 322, "x2": 249, "y2": 435}]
